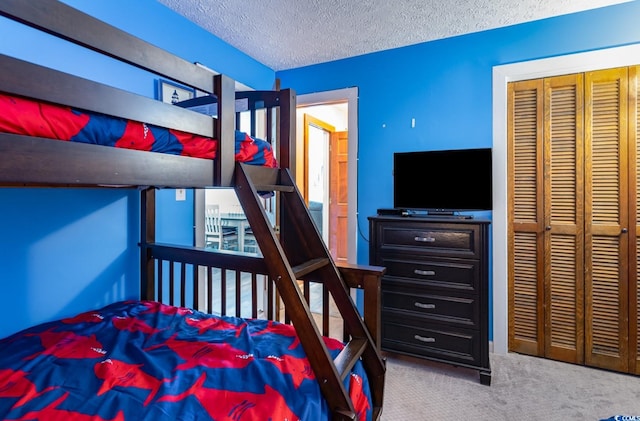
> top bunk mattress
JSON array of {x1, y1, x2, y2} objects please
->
[{"x1": 0, "y1": 92, "x2": 277, "y2": 168}]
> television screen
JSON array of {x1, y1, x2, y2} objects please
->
[{"x1": 393, "y1": 148, "x2": 493, "y2": 211}]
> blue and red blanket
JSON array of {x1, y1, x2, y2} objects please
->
[
  {"x1": 0, "y1": 301, "x2": 371, "y2": 421},
  {"x1": 0, "y1": 93, "x2": 277, "y2": 167},
  {"x1": 0, "y1": 300, "x2": 372, "y2": 420}
]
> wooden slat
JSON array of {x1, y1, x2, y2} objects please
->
[
  {"x1": 207, "y1": 267, "x2": 214, "y2": 314},
  {"x1": 180, "y1": 264, "x2": 187, "y2": 307},
  {"x1": 255, "y1": 184, "x2": 296, "y2": 192},
  {"x1": 235, "y1": 271, "x2": 242, "y2": 318},
  {"x1": 251, "y1": 273, "x2": 259, "y2": 319},
  {"x1": 221, "y1": 270, "x2": 228, "y2": 316},
  {"x1": 334, "y1": 338, "x2": 367, "y2": 380},
  {"x1": 169, "y1": 261, "x2": 175, "y2": 307},
  {"x1": 292, "y1": 258, "x2": 330, "y2": 278},
  {"x1": 0, "y1": 133, "x2": 215, "y2": 188}
]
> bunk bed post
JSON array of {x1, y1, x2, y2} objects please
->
[
  {"x1": 140, "y1": 188, "x2": 156, "y2": 301},
  {"x1": 214, "y1": 74, "x2": 236, "y2": 187},
  {"x1": 337, "y1": 263, "x2": 385, "y2": 351},
  {"x1": 277, "y1": 88, "x2": 296, "y2": 176},
  {"x1": 272, "y1": 87, "x2": 295, "y2": 323}
]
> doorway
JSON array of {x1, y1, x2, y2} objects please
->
[
  {"x1": 297, "y1": 87, "x2": 358, "y2": 264},
  {"x1": 302, "y1": 113, "x2": 349, "y2": 263}
]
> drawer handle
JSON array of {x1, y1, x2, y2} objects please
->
[
  {"x1": 414, "y1": 269, "x2": 435, "y2": 276},
  {"x1": 414, "y1": 236, "x2": 435, "y2": 243},
  {"x1": 414, "y1": 335, "x2": 436, "y2": 343},
  {"x1": 414, "y1": 302, "x2": 436, "y2": 310}
]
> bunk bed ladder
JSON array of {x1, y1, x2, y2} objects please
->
[{"x1": 234, "y1": 162, "x2": 386, "y2": 420}]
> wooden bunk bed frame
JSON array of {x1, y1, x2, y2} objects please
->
[{"x1": 0, "y1": 1, "x2": 386, "y2": 419}]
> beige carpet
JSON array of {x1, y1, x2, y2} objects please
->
[{"x1": 381, "y1": 352, "x2": 640, "y2": 420}]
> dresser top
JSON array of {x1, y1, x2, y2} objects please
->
[{"x1": 368, "y1": 215, "x2": 491, "y2": 225}]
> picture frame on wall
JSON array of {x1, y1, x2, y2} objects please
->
[{"x1": 157, "y1": 79, "x2": 195, "y2": 104}]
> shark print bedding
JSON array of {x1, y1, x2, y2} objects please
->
[
  {"x1": 0, "y1": 93, "x2": 277, "y2": 167},
  {"x1": 0, "y1": 300, "x2": 372, "y2": 420}
]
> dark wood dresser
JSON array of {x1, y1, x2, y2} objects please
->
[{"x1": 368, "y1": 215, "x2": 491, "y2": 385}]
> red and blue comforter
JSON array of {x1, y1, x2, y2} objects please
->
[
  {"x1": 0, "y1": 300, "x2": 372, "y2": 420},
  {"x1": 0, "y1": 93, "x2": 277, "y2": 167}
]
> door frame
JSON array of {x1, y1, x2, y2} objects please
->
[
  {"x1": 492, "y1": 43, "x2": 640, "y2": 355},
  {"x1": 297, "y1": 88, "x2": 358, "y2": 264}
]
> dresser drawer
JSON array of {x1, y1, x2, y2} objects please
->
[
  {"x1": 375, "y1": 222, "x2": 481, "y2": 258},
  {"x1": 379, "y1": 255, "x2": 479, "y2": 292},
  {"x1": 382, "y1": 289, "x2": 479, "y2": 328},
  {"x1": 381, "y1": 319, "x2": 481, "y2": 366}
]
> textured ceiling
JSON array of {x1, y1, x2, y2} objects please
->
[{"x1": 157, "y1": 0, "x2": 631, "y2": 71}]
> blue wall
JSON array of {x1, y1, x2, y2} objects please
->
[
  {"x1": 277, "y1": 2, "x2": 640, "y2": 267},
  {"x1": 0, "y1": 0, "x2": 274, "y2": 339}
]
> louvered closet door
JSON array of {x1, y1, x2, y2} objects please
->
[
  {"x1": 510, "y1": 65, "x2": 640, "y2": 375},
  {"x1": 508, "y1": 79, "x2": 545, "y2": 356},
  {"x1": 584, "y1": 67, "x2": 630, "y2": 372},
  {"x1": 508, "y1": 75, "x2": 585, "y2": 363},
  {"x1": 543, "y1": 74, "x2": 585, "y2": 364},
  {"x1": 632, "y1": 66, "x2": 640, "y2": 375}
]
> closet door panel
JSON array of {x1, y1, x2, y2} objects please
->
[
  {"x1": 630, "y1": 65, "x2": 639, "y2": 375},
  {"x1": 508, "y1": 79, "x2": 545, "y2": 356},
  {"x1": 585, "y1": 67, "x2": 629, "y2": 372},
  {"x1": 544, "y1": 74, "x2": 584, "y2": 363}
]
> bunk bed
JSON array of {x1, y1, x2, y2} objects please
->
[{"x1": 0, "y1": 1, "x2": 386, "y2": 420}]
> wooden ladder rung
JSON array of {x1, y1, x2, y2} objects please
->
[
  {"x1": 334, "y1": 338, "x2": 368, "y2": 381},
  {"x1": 240, "y1": 165, "x2": 294, "y2": 193},
  {"x1": 333, "y1": 409, "x2": 357, "y2": 420},
  {"x1": 291, "y1": 257, "x2": 329, "y2": 278},
  {"x1": 254, "y1": 184, "x2": 295, "y2": 192}
]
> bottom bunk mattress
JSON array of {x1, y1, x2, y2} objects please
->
[{"x1": 0, "y1": 300, "x2": 372, "y2": 420}]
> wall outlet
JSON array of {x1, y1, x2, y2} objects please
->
[{"x1": 175, "y1": 188, "x2": 186, "y2": 201}]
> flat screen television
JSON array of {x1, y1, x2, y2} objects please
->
[{"x1": 393, "y1": 148, "x2": 493, "y2": 212}]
